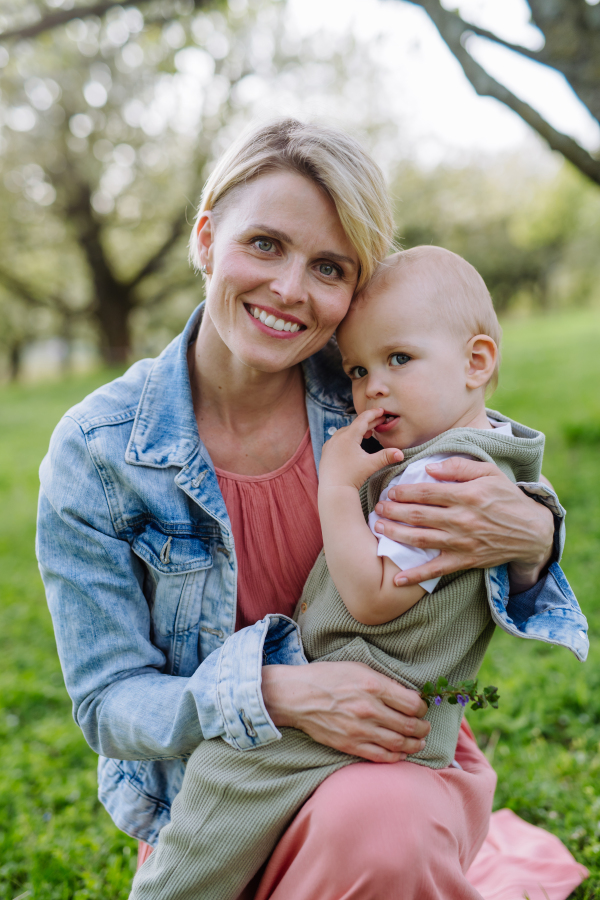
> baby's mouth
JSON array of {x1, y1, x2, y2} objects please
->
[{"x1": 374, "y1": 412, "x2": 400, "y2": 432}]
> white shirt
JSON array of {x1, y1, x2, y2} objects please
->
[{"x1": 368, "y1": 419, "x2": 513, "y2": 593}]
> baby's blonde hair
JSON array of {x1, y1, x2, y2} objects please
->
[
  {"x1": 364, "y1": 246, "x2": 502, "y2": 391},
  {"x1": 189, "y1": 118, "x2": 394, "y2": 291}
]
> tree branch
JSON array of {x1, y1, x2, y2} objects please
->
[
  {"x1": 125, "y1": 207, "x2": 189, "y2": 292},
  {"x1": 404, "y1": 0, "x2": 600, "y2": 187},
  {"x1": 0, "y1": 265, "x2": 80, "y2": 315},
  {"x1": 0, "y1": 0, "x2": 211, "y2": 42},
  {"x1": 447, "y1": 19, "x2": 546, "y2": 65},
  {"x1": 143, "y1": 277, "x2": 199, "y2": 309},
  {"x1": 0, "y1": 0, "x2": 151, "y2": 42}
]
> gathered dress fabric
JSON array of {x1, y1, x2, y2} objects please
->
[{"x1": 136, "y1": 428, "x2": 587, "y2": 899}]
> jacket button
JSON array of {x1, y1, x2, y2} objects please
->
[
  {"x1": 300, "y1": 602, "x2": 307, "y2": 613},
  {"x1": 327, "y1": 427, "x2": 337, "y2": 436}
]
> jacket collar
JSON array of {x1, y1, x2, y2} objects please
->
[
  {"x1": 126, "y1": 304, "x2": 353, "y2": 469},
  {"x1": 125, "y1": 305, "x2": 203, "y2": 468}
]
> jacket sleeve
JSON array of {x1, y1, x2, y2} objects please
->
[
  {"x1": 36, "y1": 415, "x2": 304, "y2": 761},
  {"x1": 511, "y1": 480, "x2": 567, "y2": 602}
]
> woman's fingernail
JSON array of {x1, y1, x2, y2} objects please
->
[
  {"x1": 426, "y1": 463, "x2": 441, "y2": 471},
  {"x1": 375, "y1": 503, "x2": 383, "y2": 513},
  {"x1": 399, "y1": 753, "x2": 407, "y2": 761},
  {"x1": 420, "y1": 740, "x2": 426, "y2": 750},
  {"x1": 375, "y1": 522, "x2": 384, "y2": 533},
  {"x1": 396, "y1": 576, "x2": 408, "y2": 585}
]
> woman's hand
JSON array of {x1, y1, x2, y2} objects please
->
[
  {"x1": 261, "y1": 661, "x2": 430, "y2": 763},
  {"x1": 372, "y1": 457, "x2": 554, "y2": 592}
]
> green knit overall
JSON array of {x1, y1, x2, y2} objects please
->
[{"x1": 130, "y1": 412, "x2": 544, "y2": 900}]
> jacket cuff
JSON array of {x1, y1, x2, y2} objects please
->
[
  {"x1": 517, "y1": 481, "x2": 565, "y2": 563},
  {"x1": 196, "y1": 614, "x2": 307, "y2": 751}
]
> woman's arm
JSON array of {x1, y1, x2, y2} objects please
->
[
  {"x1": 318, "y1": 410, "x2": 425, "y2": 625},
  {"x1": 371, "y1": 456, "x2": 555, "y2": 590},
  {"x1": 37, "y1": 414, "x2": 281, "y2": 760},
  {"x1": 262, "y1": 661, "x2": 429, "y2": 763}
]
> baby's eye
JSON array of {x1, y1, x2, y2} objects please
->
[
  {"x1": 254, "y1": 239, "x2": 275, "y2": 253},
  {"x1": 348, "y1": 365, "x2": 368, "y2": 379},
  {"x1": 318, "y1": 262, "x2": 342, "y2": 278},
  {"x1": 390, "y1": 353, "x2": 411, "y2": 367}
]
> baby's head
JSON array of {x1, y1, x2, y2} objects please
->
[{"x1": 336, "y1": 246, "x2": 501, "y2": 449}]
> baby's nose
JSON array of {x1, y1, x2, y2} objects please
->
[{"x1": 365, "y1": 377, "x2": 389, "y2": 398}]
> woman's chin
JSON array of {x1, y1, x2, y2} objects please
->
[{"x1": 236, "y1": 330, "x2": 334, "y2": 373}]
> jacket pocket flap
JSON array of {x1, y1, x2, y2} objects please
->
[{"x1": 132, "y1": 523, "x2": 212, "y2": 574}]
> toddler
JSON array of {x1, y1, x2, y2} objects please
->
[{"x1": 130, "y1": 246, "x2": 582, "y2": 900}]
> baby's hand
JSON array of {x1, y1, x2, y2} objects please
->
[{"x1": 319, "y1": 409, "x2": 403, "y2": 491}]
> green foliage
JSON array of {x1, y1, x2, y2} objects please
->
[
  {"x1": 391, "y1": 158, "x2": 600, "y2": 316},
  {"x1": 1, "y1": 310, "x2": 600, "y2": 896}
]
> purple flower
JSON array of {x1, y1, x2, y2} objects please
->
[
  {"x1": 434, "y1": 695, "x2": 442, "y2": 706},
  {"x1": 457, "y1": 695, "x2": 468, "y2": 708}
]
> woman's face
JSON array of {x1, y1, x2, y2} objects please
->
[{"x1": 195, "y1": 169, "x2": 360, "y2": 373}]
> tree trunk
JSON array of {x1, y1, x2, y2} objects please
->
[
  {"x1": 95, "y1": 286, "x2": 133, "y2": 364},
  {"x1": 67, "y1": 179, "x2": 135, "y2": 364},
  {"x1": 8, "y1": 339, "x2": 23, "y2": 382}
]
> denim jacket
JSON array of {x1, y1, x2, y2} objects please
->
[{"x1": 36, "y1": 304, "x2": 588, "y2": 846}]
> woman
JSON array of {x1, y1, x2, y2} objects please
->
[{"x1": 38, "y1": 120, "x2": 565, "y2": 899}]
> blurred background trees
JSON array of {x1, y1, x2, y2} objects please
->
[
  {"x1": 0, "y1": 0, "x2": 391, "y2": 375},
  {"x1": 1, "y1": 0, "x2": 600, "y2": 380}
]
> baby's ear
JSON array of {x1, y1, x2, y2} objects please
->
[{"x1": 466, "y1": 335, "x2": 497, "y2": 389}]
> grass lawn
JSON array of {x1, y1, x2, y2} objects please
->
[{"x1": 1, "y1": 310, "x2": 600, "y2": 899}]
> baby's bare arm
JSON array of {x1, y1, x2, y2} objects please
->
[
  {"x1": 319, "y1": 484, "x2": 426, "y2": 624},
  {"x1": 318, "y1": 410, "x2": 426, "y2": 626}
]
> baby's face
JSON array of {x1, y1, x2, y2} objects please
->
[{"x1": 337, "y1": 268, "x2": 478, "y2": 449}]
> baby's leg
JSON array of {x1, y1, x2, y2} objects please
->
[{"x1": 129, "y1": 728, "x2": 357, "y2": 900}]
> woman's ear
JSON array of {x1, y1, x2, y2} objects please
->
[
  {"x1": 196, "y1": 212, "x2": 215, "y2": 274},
  {"x1": 465, "y1": 334, "x2": 497, "y2": 390}
]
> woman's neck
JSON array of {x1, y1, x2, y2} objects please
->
[{"x1": 188, "y1": 312, "x2": 309, "y2": 474}]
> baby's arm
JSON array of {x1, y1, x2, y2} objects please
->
[{"x1": 319, "y1": 409, "x2": 426, "y2": 626}]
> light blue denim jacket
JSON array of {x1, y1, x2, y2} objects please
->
[{"x1": 36, "y1": 304, "x2": 588, "y2": 846}]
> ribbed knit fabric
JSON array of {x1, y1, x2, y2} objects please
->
[
  {"x1": 129, "y1": 412, "x2": 544, "y2": 900},
  {"x1": 215, "y1": 429, "x2": 322, "y2": 631}
]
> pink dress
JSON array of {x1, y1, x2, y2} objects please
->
[{"x1": 137, "y1": 430, "x2": 588, "y2": 900}]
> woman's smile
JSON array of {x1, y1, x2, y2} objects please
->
[{"x1": 244, "y1": 303, "x2": 307, "y2": 338}]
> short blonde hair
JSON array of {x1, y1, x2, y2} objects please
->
[
  {"x1": 366, "y1": 246, "x2": 502, "y2": 391},
  {"x1": 189, "y1": 118, "x2": 394, "y2": 291}
]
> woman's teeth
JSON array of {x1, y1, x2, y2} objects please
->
[{"x1": 249, "y1": 305, "x2": 302, "y2": 333}]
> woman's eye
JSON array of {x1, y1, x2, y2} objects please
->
[
  {"x1": 318, "y1": 262, "x2": 341, "y2": 278},
  {"x1": 390, "y1": 353, "x2": 411, "y2": 367},
  {"x1": 348, "y1": 366, "x2": 368, "y2": 379},
  {"x1": 255, "y1": 239, "x2": 275, "y2": 253}
]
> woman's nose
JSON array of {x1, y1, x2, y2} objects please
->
[{"x1": 271, "y1": 258, "x2": 309, "y2": 306}]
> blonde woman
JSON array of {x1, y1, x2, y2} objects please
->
[{"x1": 38, "y1": 120, "x2": 562, "y2": 899}]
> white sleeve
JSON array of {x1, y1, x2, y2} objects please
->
[{"x1": 367, "y1": 453, "x2": 474, "y2": 594}]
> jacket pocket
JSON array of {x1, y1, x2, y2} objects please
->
[{"x1": 132, "y1": 522, "x2": 212, "y2": 575}]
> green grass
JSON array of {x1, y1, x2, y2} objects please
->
[{"x1": 1, "y1": 311, "x2": 600, "y2": 898}]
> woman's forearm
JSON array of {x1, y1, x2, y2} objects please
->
[
  {"x1": 372, "y1": 458, "x2": 557, "y2": 589},
  {"x1": 261, "y1": 661, "x2": 430, "y2": 762},
  {"x1": 506, "y1": 499, "x2": 554, "y2": 592}
]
